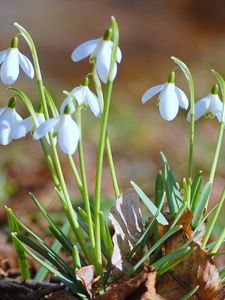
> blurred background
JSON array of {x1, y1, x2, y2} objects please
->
[{"x1": 0, "y1": 0, "x2": 225, "y2": 234}]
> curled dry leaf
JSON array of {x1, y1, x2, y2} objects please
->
[
  {"x1": 95, "y1": 267, "x2": 165, "y2": 300},
  {"x1": 158, "y1": 209, "x2": 225, "y2": 300},
  {"x1": 109, "y1": 189, "x2": 143, "y2": 275},
  {"x1": 75, "y1": 265, "x2": 95, "y2": 297}
]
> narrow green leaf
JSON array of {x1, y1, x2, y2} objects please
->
[
  {"x1": 73, "y1": 245, "x2": 81, "y2": 268},
  {"x1": 160, "y1": 152, "x2": 183, "y2": 215},
  {"x1": 192, "y1": 181, "x2": 211, "y2": 228},
  {"x1": 6, "y1": 207, "x2": 30, "y2": 280},
  {"x1": 126, "y1": 225, "x2": 182, "y2": 277},
  {"x1": 12, "y1": 232, "x2": 83, "y2": 293},
  {"x1": 99, "y1": 211, "x2": 113, "y2": 259},
  {"x1": 130, "y1": 181, "x2": 168, "y2": 225},
  {"x1": 179, "y1": 286, "x2": 199, "y2": 300},
  {"x1": 170, "y1": 202, "x2": 187, "y2": 229},
  {"x1": 35, "y1": 221, "x2": 71, "y2": 281},
  {"x1": 191, "y1": 170, "x2": 203, "y2": 211},
  {"x1": 128, "y1": 192, "x2": 166, "y2": 259}
]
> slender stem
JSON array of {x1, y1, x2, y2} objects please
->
[
  {"x1": 76, "y1": 108, "x2": 95, "y2": 249},
  {"x1": 49, "y1": 134, "x2": 93, "y2": 263},
  {"x1": 202, "y1": 187, "x2": 225, "y2": 248},
  {"x1": 67, "y1": 155, "x2": 83, "y2": 194},
  {"x1": 105, "y1": 134, "x2": 120, "y2": 198},
  {"x1": 188, "y1": 80, "x2": 195, "y2": 179},
  {"x1": 15, "y1": 23, "x2": 92, "y2": 263},
  {"x1": 92, "y1": 59, "x2": 120, "y2": 199},
  {"x1": 94, "y1": 81, "x2": 113, "y2": 272}
]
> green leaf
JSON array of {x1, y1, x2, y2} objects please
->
[
  {"x1": 35, "y1": 221, "x2": 71, "y2": 281},
  {"x1": 6, "y1": 207, "x2": 30, "y2": 280},
  {"x1": 160, "y1": 152, "x2": 183, "y2": 214},
  {"x1": 128, "y1": 192, "x2": 166, "y2": 260},
  {"x1": 126, "y1": 225, "x2": 182, "y2": 277},
  {"x1": 192, "y1": 181, "x2": 211, "y2": 228},
  {"x1": 12, "y1": 233, "x2": 84, "y2": 293},
  {"x1": 191, "y1": 170, "x2": 203, "y2": 211},
  {"x1": 99, "y1": 211, "x2": 113, "y2": 259},
  {"x1": 179, "y1": 286, "x2": 199, "y2": 300},
  {"x1": 130, "y1": 181, "x2": 168, "y2": 225}
]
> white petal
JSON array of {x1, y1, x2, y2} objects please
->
[
  {"x1": 0, "y1": 108, "x2": 19, "y2": 145},
  {"x1": 141, "y1": 84, "x2": 164, "y2": 104},
  {"x1": 86, "y1": 88, "x2": 101, "y2": 117},
  {"x1": 13, "y1": 116, "x2": 34, "y2": 139},
  {"x1": 18, "y1": 52, "x2": 34, "y2": 79},
  {"x1": 1, "y1": 48, "x2": 19, "y2": 85},
  {"x1": 159, "y1": 84, "x2": 179, "y2": 121},
  {"x1": 96, "y1": 41, "x2": 112, "y2": 84},
  {"x1": 36, "y1": 112, "x2": 45, "y2": 124},
  {"x1": 187, "y1": 95, "x2": 211, "y2": 121},
  {"x1": 0, "y1": 50, "x2": 8, "y2": 64},
  {"x1": 60, "y1": 97, "x2": 76, "y2": 114},
  {"x1": 58, "y1": 115, "x2": 80, "y2": 154},
  {"x1": 211, "y1": 95, "x2": 223, "y2": 122},
  {"x1": 175, "y1": 87, "x2": 189, "y2": 109},
  {"x1": 71, "y1": 38, "x2": 100, "y2": 62},
  {"x1": 116, "y1": 47, "x2": 122, "y2": 63},
  {"x1": 71, "y1": 86, "x2": 87, "y2": 105},
  {"x1": 33, "y1": 117, "x2": 59, "y2": 140}
]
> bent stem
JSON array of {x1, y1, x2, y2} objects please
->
[
  {"x1": 15, "y1": 23, "x2": 92, "y2": 263},
  {"x1": 171, "y1": 57, "x2": 195, "y2": 179},
  {"x1": 94, "y1": 16, "x2": 119, "y2": 273},
  {"x1": 209, "y1": 71, "x2": 225, "y2": 186}
]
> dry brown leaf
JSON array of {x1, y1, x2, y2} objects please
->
[
  {"x1": 158, "y1": 209, "x2": 225, "y2": 300},
  {"x1": 95, "y1": 267, "x2": 165, "y2": 300},
  {"x1": 109, "y1": 189, "x2": 143, "y2": 275},
  {"x1": 75, "y1": 265, "x2": 95, "y2": 297}
]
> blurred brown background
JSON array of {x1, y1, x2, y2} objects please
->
[{"x1": 0, "y1": 0, "x2": 225, "y2": 217}]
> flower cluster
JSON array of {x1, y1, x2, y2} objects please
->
[
  {"x1": 142, "y1": 72, "x2": 224, "y2": 123},
  {"x1": 0, "y1": 26, "x2": 121, "y2": 154}
]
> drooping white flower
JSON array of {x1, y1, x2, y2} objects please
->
[
  {"x1": 33, "y1": 105, "x2": 80, "y2": 155},
  {"x1": 71, "y1": 28, "x2": 122, "y2": 84},
  {"x1": 61, "y1": 77, "x2": 101, "y2": 117},
  {"x1": 141, "y1": 72, "x2": 189, "y2": 121},
  {"x1": 187, "y1": 84, "x2": 223, "y2": 122},
  {"x1": 0, "y1": 97, "x2": 27, "y2": 145},
  {"x1": 15, "y1": 108, "x2": 53, "y2": 143},
  {"x1": 0, "y1": 37, "x2": 34, "y2": 85}
]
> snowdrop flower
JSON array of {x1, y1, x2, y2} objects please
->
[
  {"x1": 141, "y1": 72, "x2": 189, "y2": 121},
  {"x1": 15, "y1": 106, "x2": 54, "y2": 144},
  {"x1": 61, "y1": 76, "x2": 101, "y2": 117},
  {"x1": 187, "y1": 84, "x2": 223, "y2": 122},
  {"x1": 71, "y1": 28, "x2": 122, "y2": 84},
  {"x1": 0, "y1": 37, "x2": 34, "y2": 85},
  {"x1": 33, "y1": 105, "x2": 80, "y2": 155},
  {"x1": 0, "y1": 97, "x2": 27, "y2": 145}
]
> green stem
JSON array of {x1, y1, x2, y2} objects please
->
[
  {"x1": 201, "y1": 187, "x2": 225, "y2": 249},
  {"x1": 49, "y1": 134, "x2": 92, "y2": 263},
  {"x1": 76, "y1": 108, "x2": 95, "y2": 250},
  {"x1": 105, "y1": 134, "x2": 120, "y2": 198},
  {"x1": 188, "y1": 80, "x2": 195, "y2": 180},
  {"x1": 67, "y1": 155, "x2": 83, "y2": 195},
  {"x1": 15, "y1": 23, "x2": 92, "y2": 263},
  {"x1": 92, "y1": 55, "x2": 120, "y2": 199}
]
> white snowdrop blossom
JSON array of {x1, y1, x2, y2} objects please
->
[
  {"x1": 0, "y1": 98, "x2": 27, "y2": 145},
  {"x1": 61, "y1": 77, "x2": 101, "y2": 117},
  {"x1": 33, "y1": 106, "x2": 80, "y2": 155},
  {"x1": 187, "y1": 85, "x2": 223, "y2": 122},
  {"x1": 0, "y1": 37, "x2": 34, "y2": 85},
  {"x1": 71, "y1": 28, "x2": 122, "y2": 84},
  {"x1": 141, "y1": 72, "x2": 189, "y2": 121},
  {"x1": 15, "y1": 111, "x2": 55, "y2": 144}
]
